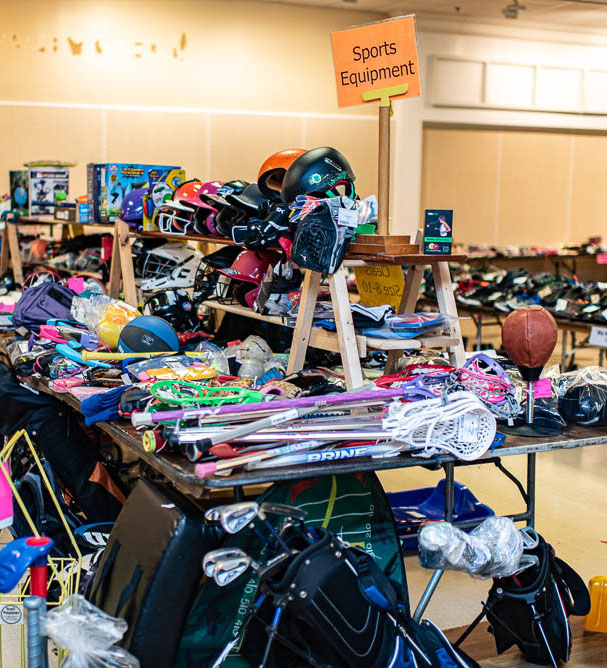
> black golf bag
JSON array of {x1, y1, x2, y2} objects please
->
[
  {"x1": 238, "y1": 527, "x2": 479, "y2": 668},
  {"x1": 474, "y1": 534, "x2": 590, "y2": 667}
]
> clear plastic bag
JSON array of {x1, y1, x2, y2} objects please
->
[
  {"x1": 71, "y1": 296, "x2": 140, "y2": 350},
  {"x1": 418, "y1": 516, "x2": 523, "y2": 579},
  {"x1": 557, "y1": 365, "x2": 607, "y2": 426},
  {"x1": 41, "y1": 595, "x2": 140, "y2": 667}
]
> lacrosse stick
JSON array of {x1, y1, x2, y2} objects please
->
[{"x1": 382, "y1": 391, "x2": 496, "y2": 461}]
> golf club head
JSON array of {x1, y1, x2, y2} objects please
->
[
  {"x1": 203, "y1": 548, "x2": 248, "y2": 578},
  {"x1": 213, "y1": 555, "x2": 252, "y2": 586},
  {"x1": 204, "y1": 502, "x2": 259, "y2": 534},
  {"x1": 259, "y1": 502, "x2": 307, "y2": 522}
]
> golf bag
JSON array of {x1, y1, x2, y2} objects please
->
[
  {"x1": 467, "y1": 534, "x2": 589, "y2": 667},
  {"x1": 237, "y1": 527, "x2": 478, "y2": 668}
]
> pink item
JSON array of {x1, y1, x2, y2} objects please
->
[
  {"x1": 67, "y1": 277, "x2": 85, "y2": 294},
  {"x1": 533, "y1": 378, "x2": 552, "y2": 399},
  {"x1": 0, "y1": 462, "x2": 14, "y2": 529}
]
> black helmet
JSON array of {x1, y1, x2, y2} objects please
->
[
  {"x1": 193, "y1": 246, "x2": 242, "y2": 302},
  {"x1": 204, "y1": 179, "x2": 249, "y2": 208},
  {"x1": 281, "y1": 147, "x2": 356, "y2": 203},
  {"x1": 143, "y1": 289, "x2": 200, "y2": 333},
  {"x1": 227, "y1": 183, "x2": 274, "y2": 213}
]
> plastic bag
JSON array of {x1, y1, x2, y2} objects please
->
[
  {"x1": 71, "y1": 295, "x2": 140, "y2": 350},
  {"x1": 41, "y1": 595, "x2": 140, "y2": 667},
  {"x1": 418, "y1": 516, "x2": 523, "y2": 579},
  {"x1": 194, "y1": 340, "x2": 230, "y2": 375},
  {"x1": 557, "y1": 365, "x2": 607, "y2": 426},
  {"x1": 125, "y1": 354, "x2": 216, "y2": 382}
]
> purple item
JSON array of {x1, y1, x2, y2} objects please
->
[
  {"x1": 119, "y1": 186, "x2": 147, "y2": 227},
  {"x1": 12, "y1": 283, "x2": 76, "y2": 332},
  {"x1": 131, "y1": 386, "x2": 423, "y2": 428}
]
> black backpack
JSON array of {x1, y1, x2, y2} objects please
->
[{"x1": 459, "y1": 533, "x2": 590, "y2": 668}]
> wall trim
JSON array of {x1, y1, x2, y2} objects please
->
[{"x1": 0, "y1": 99, "x2": 376, "y2": 121}]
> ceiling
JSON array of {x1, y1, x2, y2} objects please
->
[{"x1": 254, "y1": 0, "x2": 607, "y2": 31}]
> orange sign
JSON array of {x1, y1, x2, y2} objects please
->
[{"x1": 330, "y1": 15, "x2": 421, "y2": 108}]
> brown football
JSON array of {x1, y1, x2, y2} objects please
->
[{"x1": 501, "y1": 306, "x2": 558, "y2": 369}]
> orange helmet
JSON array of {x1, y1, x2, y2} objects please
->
[{"x1": 257, "y1": 148, "x2": 306, "y2": 198}]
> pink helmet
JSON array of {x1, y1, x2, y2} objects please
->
[
  {"x1": 217, "y1": 249, "x2": 280, "y2": 309},
  {"x1": 172, "y1": 179, "x2": 220, "y2": 236},
  {"x1": 196, "y1": 182, "x2": 223, "y2": 235}
]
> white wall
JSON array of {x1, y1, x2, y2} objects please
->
[{"x1": 392, "y1": 19, "x2": 607, "y2": 236}]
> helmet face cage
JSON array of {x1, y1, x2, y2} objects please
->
[
  {"x1": 140, "y1": 247, "x2": 201, "y2": 290},
  {"x1": 141, "y1": 251, "x2": 180, "y2": 285},
  {"x1": 157, "y1": 203, "x2": 196, "y2": 236}
]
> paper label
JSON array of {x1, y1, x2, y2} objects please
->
[
  {"x1": 337, "y1": 208, "x2": 358, "y2": 228},
  {"x1": 270, "y1": 409, "x2": 299, "y2": 425},
  {"x1": 458, "y1": 414, "x2": 479, "y2": 442},
  {"x1": 0, "y1": 604, "x2": 23, "y2": 625},
  {"x1": 589, "y1": 326, "x2": 607, "y2": 348},
  {"x1": 583, "y1": 304, "x2": 600, "y2": 313},
  {"x1": 591, "y1": 293, "x2": 601, "y2": 304},
  {"x1": 354, "y1": 265, "x2": 404, "y2": 309},
  {"x1": 533, "y1": 378, "x2": 552, "y2": 399},
  {"x1": 537, "y1": 286, "x2": 552, "y2": 299},
  {"x1": 596, "y1": 254, "x2": 607, "y2": 264},
  {"x1": 555, "y1": 298, "x2": 568, "y2": 311}
]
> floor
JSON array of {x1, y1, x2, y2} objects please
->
[{"x1": 379, "y1": 322, "x2": 607, "y2": 665}]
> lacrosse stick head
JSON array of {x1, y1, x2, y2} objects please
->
[{"x1": 501, "y1": 307, "x2": 557, "y2": 381}]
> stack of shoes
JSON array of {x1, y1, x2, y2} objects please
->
[{"x1": 424, "y1": 267, "x2": 607, "y2": 325}]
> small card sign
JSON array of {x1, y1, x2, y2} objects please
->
[
  {"x1": 589, "y1": 325, "x2": 607, "y2": 348},
  {"x1": 424, "y1": 210, "x2": 453, "y2": 254}
]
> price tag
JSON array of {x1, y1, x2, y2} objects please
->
[
  {"x1": 534, "y1": 378, "x2": 552, "y2": 399},
  {"x1": 555, "y1": 298, "x2": 568, "y2": 312},
  {"x1": 596, "y1": 254, "x2": 607, "y2": 265},
  {"x1": 537, "y1": 286, "x2": 552, "y2": 299},
  {"x1": 591, "y1": 293, "x2": 601, "y2": 304},
  {"x1": 337, "y1": 208, "x2": 358, "y2": 228},
  {"x1": 589, "y1": 326, "x2": 607, "y2": 348},
  {"x1": 458, "y1": 414, "x2": 479, "y2": 441},
  {"x1": 354, "y1": 265, "x2": 404, "y2": 309}
]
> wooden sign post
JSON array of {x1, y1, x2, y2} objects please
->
[{"x1": 331, "y1": 15, "x2": 421, "y2": 234}]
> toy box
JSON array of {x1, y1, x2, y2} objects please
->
[
  {"x1": 28, "y1": 167, "x2": 69, "y2": 216},
  {"x1": 9, "y1": 170, "x2": 29, "y2": 215},
  {"x1": 87, "y1": 163, "x2": 179, "y2": 223},
  {"x1": 142, "y1": 168, "x2": 186, "y2": 231}
]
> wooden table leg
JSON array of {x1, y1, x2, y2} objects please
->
[
  {"x1": 384, "y1": 264, "x2": 425, "y2": 374},
  {"x1": 107, "y1": 220, "x2": 122, "y2": 300},
  {"x1": 329, "y1": 266, "x2": 365, "y2": 390},
  {"x1": 433, "y1": 261, "x2": 465, "y2": 367},
  {"x1": 117, "y1": 220, "x2": 138, "y2": 307},
  {"x1": 6, "y1": 223, "x2": 23, "y2": 284},
  {"x1": 0, "y1": 227, "x2": 9, "y2": 276},
  {"x1": 287, "y1": 270, "x2": 321, "y2": 375}
]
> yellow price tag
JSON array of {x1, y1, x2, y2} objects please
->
[{"x1": 354, "y1": 265, "x2": 404, "y2": 309}]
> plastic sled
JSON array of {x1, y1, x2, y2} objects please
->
[{"x1": 387, "y1": 480, "x2": 494, "y2": 550}]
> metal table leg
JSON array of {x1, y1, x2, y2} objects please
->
[
  {"x1": 413, "y1": 462, "x2": 455, "y2": 622},
  {"x1": 475, "y1": 314, "x2": 483, "y2": 352},
  {"x1": 527, "y1": 453, "x2": 536, "y2": 528},
  {"x1": 561, "y1": 330, "x2": 568, "y2": 372}
]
